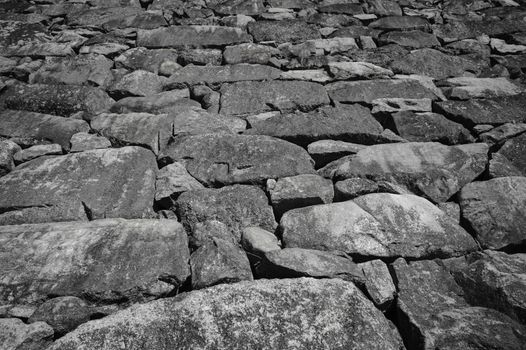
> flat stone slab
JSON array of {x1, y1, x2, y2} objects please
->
[
  {"x1": 136, "y1": 26, "x2": 252, "y2": 48},
  {"x1": 319, "y1": 142, "x2": 488, "y2": 203},
  {"x1": 0, "y1": 219, "x2": 190, "y2": 304},
  {"x1": 0, "y1": 147, "x2": 157, "y2": 225},
  {"x1": 281, "y1": 193, "x2": 477, "y2": 259},
  {"x1": 220, "y1": 80, "x2": 330, "y2": 117},
  {"x1": 160, "y1": 134, "x2": 315, "y2": 186},
  {"x1": 247, "y1": 19, "x2": 320, "y2": 43},
  {"x1": 48, "y1": 278, "x2": 405, "y2": 350}
]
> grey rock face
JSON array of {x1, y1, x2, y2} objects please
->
[
  {"x1": 137, "y1": 26, "x2": 252, "y2": 48},
  {"x1": 29, "y1": 297, "x2": 91, "y2": 335}
]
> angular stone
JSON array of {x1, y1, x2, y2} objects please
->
[
  {"x1": 66, "y1": 6, "x2": 143, "y2": 27},
  {"x1": 189, "y1": 220, "x2": 237, "y2": 250},
  {"x1": 241, "y1": 226, "x2": 281, "y2": 256},
  {"x1": 223, "y1": 43, "x2": 279, "y2": 64},
  {"x1": 459, "y1": 176, "x2": 526, "y2": 249},
  {"x1": 13, "y1": 143, "x2": 62, "y2": 164},
  {"x1": 29, "y1": 297, "x2": 90, "y2": 336},
  {"x1": 452, "y1": 250, "x2": 526, "y2": 324},
  {"x1": 491, "y1": 38, "x2": 526, "y2": 54},
  {"x1": 190, "y1": 238, "x2": 253, "y2": 289},
  {"x1": 496, "y1": 132, "x2": 526, "y2": 175},
  {"x1": 0, "y1": 147, "x2": 157, "y2": 224},
  {"x1": 69, "y1": 132, "x2": 111, "y2": 153},
  {"x1": 245, "y1": 104, "x2": 383, "y2": 146},
  {"x1": 327, "y1": 79, "x2": 438, "y2": 104},
  {"x1": 211, "y1": 0, "x2": 265, "y2": 15},
  {"x1": 369, "y1": 15, "x2": 429, "y2": 31},
  {"x1": 109, "y1": 70, "x2": 167, "y2": 98},
  {"x1": 281, "y1": 193, "x2": 477, "y2": 259},
  {"x1": 479, "y1": 123, "x2": 526, "y2": 145},
  {"x1": 0, "y1": 219, "x2": 190, "y2": 304},
  {"x1": 279, "y1": 69, "x2": 332, "y2": 83},
  {"x1": 101, "y1": 11, "x2": 168, "y2": 31},
  {"x1": 175, "y1": 185, "x2": 277, "y2": 241},
  {"x1": 281, "y1": 37, "x2": 359, "y2": 57},
  {"x1": 109, "y1": 90, "x2": 198, "y2": 114},
  {"x1": 319, "y1": 142, "x2": 488, "y2": 203},
  {"x1": 247, "y1": 19, "x2": 320, "y2": 43},
  {"x1": 444, "y1": 77, "x2": 523, "y2": 100},
  {"x1": 363, "y1": 0, "x2": 402, "y2": 16},
  {"x1": 371, "y1": 98, "x2": 432, "y2": 114},
  {"x1": 0, "y1": 138, "x2": 20, "y2": 176},
  {"x1": 29, "y1": 54, "x2": 113, "y2": 88},
  {"x1": 220, "y1": 80, "x2": 330, "y2": 117},
  {"x1": 177, "y1": 48, "x2": 223, "y2": 66},
  {"x1": 379, "y1": 30, "x2": 439, "y2": 48},
  {"x1": 0, "y1": 83, "x2": 113, "y2": 117},
  {"x1": 334, "y1": 178, "x2": 380, "y2": 201},
  {"x1": 0, "y1": 318, "x2": 53, "y2": 350},
  {"x1": 114, "y1": 47, "x2": 179, "y2": 73},
  {"x1": 261, "y1": 248, "x2": 364, "y2": 283},
  {"x1": 48, "y1": 278, "x2": 405, "y2": 350},
  {"x1": 359, "y1": 259, "x2": 396, "y2": 309},
  {"x1": 489, "y1": 153, "x2": 523, "y2": 179},
  {"x1": 329, "y1": 25, "x2": 382, "y2": 39},
  {"x1": 0, "y1": 109, "x2": 89, "y2": 150},
  {"x1": 434, "y1": 93, "x2": 526, "y2": 126},
  {"x1": 393, "y1": 258, "x2": 526, "y2": 350},
  {"x1": 268, "y1": 174, "x2": 334, "y2": 217},
  {"x1": 307, "y1": 140, "x2": 365, "y2": 168},
  {"x1": 167, "y1": 64, "x2": 281, "y2": 86},
  {"x1": 433, "y1": 19, "x2": 526, "y2": 43},
  {"x1": 438, "y1": 202, "x2": 461, "y2": 223},
  {"x1": 386, "y1": 111, "x2": 474, "y2": 145},
  {"x1": 137, "y1": 26, "x2": 252, "y2": 48},
  {"x1": 319, "y1": 3, "x2": 363, "y2": 14},
  {"x1": 155, "y1": 162, "x2": 204, "y2": 207},
  {"x1": 328, "y1": 61, "x2": 394, "y2": 79}
]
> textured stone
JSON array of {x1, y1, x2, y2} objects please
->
[
  {"x1": 241, "y1": 227, "x2": 281, "y2": 256},
  {"x1": 69, "y1": 132, "x2": 112, "y2": 153},
  {"x1": 359, "y1": 260, "x2": 396, "y2": 309},
  {"x1": 0, "y1": 139, "x2": 20, "y2": 176},
  {"x1": 247, "y1": 19, "x2": 320, "y2": 43},
  {"x1": 29, "y1": 297, "x2": 90, "y2": 335},
  {"x1": 13, "y1": 143, "x2": 62, "y2": 163},
  {"x1": 155, "y1": 162, "x2": 204, "y2": 207},
  {"x1": 444, "y1": 77, "x2": 523, "y2": 100},
  {"x1": 114, "y1": 48, "x2": 179, "y2": 73},
  {"x1": 328, "y1": 61, "x2": 394, "y2": 79},
  {"x1": 167, "y1": 64, "x2": 281, "y2": 86},
  {"x1": 223, "y1": 43, "x2": 279, "y2": 64},
  {"x1": 137, "y1": 26, "x2": 252, "y2": 48},
  {"x1": 109, "y1": 70, "x2": 167, "y2": 97},
  {"x1": 379, "y1": 30, "x2": 439, "y2": 48},
  {"x1": 0, "y1": 318, "x2": 53, "y2": 350},
  {"x1": 496, "y1": 133, "x2": 526, "y2": 175},
  {"x1": 109, "y1": 90, "x2": 198, "y2": 114},
  {"x1": 307, "y1": 140, "x2": 365, "y2": 168},
  {"x1": 369, "y1": 16, "x2": 429, "y2": 30}
]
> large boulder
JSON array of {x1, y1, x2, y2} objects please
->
[
  {"x1": 281, "y1": 193, "x2": 477, "y2": 259},
  {"x1": 159, "y1": 134, "x2": 315, "y2": 186},
  {"x1": 48, "y1": 278, "x2": 405, "y2": 350},
  {"x1": 0, "y1": 147, "x2": 157, "y2": 224},
  {"x1": 459, "y1": 176, "x2": 526, "y2": 249},
  {"x1": 0, "y1": 219, "x2": 190, "y2": 304},
  {"x1": 319, "y1": 142, "x2": 488, "y2": 203}
]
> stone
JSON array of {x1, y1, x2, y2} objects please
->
[
  {"x1": 319, "y1": 142, "x2": 488, "y2": 203},
  {"x1": 137, "y1": 25, "x2": 251, "y2": 48},
  {"x1": 479, "y1": 123, "x2": 526, "y2": 144},
  {"x1": 175, "y1": 185, "x2": 277, "y2": 241},
  {"x1": 438, "y1": 202, "x2": 461, "y2": 223},
  {"x1": 0, "y1": 109, "x2": 89, "y2": 150},
  {"x1": 491, "y1": 38, "x2": 526, "y2": 54},
  {"x1": 0, "y1": 147, "x2": 157, "y2": 225},
  {"x1": 379, "y1": 30, "x2": 439, "y2": 48},
  {"x1": 334, "y1": 178, "x2": 380, "y2": 201},
  {"x1": 385, "y1": 111, "x2": 474, "y2": 145},
  {"x1": 190, "y1": 220, "x2": 237, "y2": 250},
  {"x1": 0, "y1": 219, "x2": 189, "y2": 304},
  {"x1": 281, "y1": 37, "x2": 359, "y2": 56},
  {"x1": 155, "y1": 162, "x2": 204, "y2": 207},
  {"x1": 393, "y1": 258, "x2": 526, "y2": 350},
  {"x1": 245, "y1": 104, "x2": 383, "y2": 146},
  {"x1": 390, "y1": 48, "x2": 482, "y2": 80},
  {"x1": 319, "y1": 3, "x2": 363, "y2": 14},
  {"x1": 247, "y1": 19, "x2": 320, "y2": 43},
  {"x1": 279, "y1": 69, "x2": 332, "y2": 83},
  {"x1": 109, "y1": 70, "x2": 167, "y2": 98},
  {"x1": 328, "y1": 61, "x2": 394, "y2": 79},
  {"x1": 371, "y1": 98, "x2": 432, "y2": 114},
  {"x1": 452, "y1": 250, "x2": 526, "y2": 324},
  {"x1": 0, "y1": 138, "x2": 20, "y2": 176},
  {"x1": 220, "y1": 14, "x2": 255, "y2": 28},
  {"x1": 29, "y1": 297, "x2": 91, "y2": 336},
  {"x1": 109, "y1": 90, "x2": 198, "y2": 114},
  {"x1": 167, "y1": 64, "x2": 281, "y2": 86},
  {"x1": 363, "y1": 0, "x2": 402, "y2": 16},
  {"x1": 13, "y1": 143, "x2": 62, "y2": 163},
  {"x1": 66, "y1": 6, "x2": 143, "y2": 27},
  {"x1": 359, "y1": 259, "x2": 396, "y2": 309},
  {"x1": 433, "y1": 19, "x2": 526, "y2": 43},
  {"x1": 177, "y1": 49, "x2": 223, "y2": 66},
  {"x1": 211, "y1": 0, "x2": 265, "y2": 15},
  {"x1": 369, "y1": 15, "x2": 429, "y2": 31},
  {"x1": 326, "y1": 79, "x2": 439, "y2": 104},
  {"x1": 488, "y1": 153, "x2": 523, "y2": 179},
  {"x1": 48, "y1": 278, "x2": 405, "y2": 350},
  {"x1": 307, "y1": 140, "x2": 365, "y2": 168},
  {"x1": 496, "y1": 133, "x2": 526, "y2": 175},
  {"x1": 268, "y1": 174, "x2": 334, "y2": 217},
  {"x1": 0, "y1": 318, "x2": 53, "y2": 350},
  {"x1": 444, "y1": 77, "x2": 523, "y2": 100},
  {"x1": 220, "y1": 80, "x2": 330, "y2": 117},
  {"x1": 281, "y1": 193, "x2": 477, "y2": 259},
  {"x1": 114, "y1": 47, "x2": 179, "y2": 74},
  {"x1": 329, "y1": 25, "x2": 382, "y2": 39},
  {"x1": 190, "y1": 238, "x2": 253, "y2": 289},
  {"x1": 223, "y1": 43, "x2": 279, "y2": 64},
  {"x1": 434, "y1": 93, "x2": 526, "y2": 126},
  {"x1": 101, "y1": 11, "x2": 168, "y2": 31},
  {"x1": 29, "y1": 54, "x2": 113, "y2": 88},
  {"x1": 0, "y1": 83, "x2": 113, "y2": 117},
  {"x1": 69, "y1": 132, "x2": 112, "y2": 153},
  {"x1": 459, "y1": 176, "x2": 526, "y2": 249},
  {"x1": 261, "y1": 248, "x2": 364, "y2": 283},
  {"x1": 241, "y1": 227, "x2": 281, "y2": 256}
]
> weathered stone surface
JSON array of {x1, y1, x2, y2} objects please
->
[
  {"x1": 109, "y1": 90, "x2": 198, "y2": 114},
  {"x1": 459, "y1": 176, "x2": 526, "y2": 249},
  {"x1": 479, "y1": 123, "x2": 526, "y2": 145},
  {"x1": 379, "y1": 30, "x2": 439, "y2": 48},
  {"x1": 327, "y1": 79, "x2": 438, "y2": 104},
  {"x1": 0, "y1": 83, "x2": 113, "y2": 117},
  {"x1": 452, "y1": 250, "x2": 526, "y2": 324},
  {"x1": 444, "y1": 77, "x2": 523, "y2": 100},
  {"x1": 0, "y1": 318, "x2": 53, "y2": 350},
  {"x1": 434, "y1": 93, "x2": 526, "y2": 126},
  {"x1": 66, "y1": 6, "x2": 143, "y2": 27},
  {"x1": 320, "y1": 142, "x2": 488, "y2": 203},
  {"x1": 223, "y1": 43, "x2": 279, "y2": 64},
  {"x1": 0, "y1": 138, "x2": 20, "y2": 176},
  {"x1": 0, "y1": 219, "x2": 190, "y2": 304},
  {"x1": 48, "y1": 278, "x2": 405, "y2": 350},
  {"x1": 433, "y1": 19, "x2": 526, "y2": 43},
  {"x1": 280, "y1": 69, "x2": 332, "y2": 83},
  {"x1": 307, "y1": 140, "x2": 365, "y2": 168},
  {"x1": 175, "y1": 185, "x2": 277, "y2": 241},
  {"x1": 160, "y1": 134, "x2": 315, "y2": 186},
  {"x1": 13, "y1": 143, "x2": 62, "y2": 163},
  {"x1": 0, "y1": 147, "x2": 157, "y2": 224},
  {"x1": 137, "y1": 26, "x2": 252, "y2": 48},
  {"x1": 190, "y1": 238, "x2": 253, "y2": 289},
  {"x1": 155, "y1": 162, "x2": 204, "y2": 207},
  {"x1": 334, "y1": 178, "x2": 381, "y2": 201},
  {"x1": 189, "y1": 220, "x2": 236, "y2": 250},
  {"x1": 371, "y1": 98, "x2": 432, "y2": 114},
  {"x1": 0, "y1": 109, "x2": 89, "y2": 150},
  {"x1": 114, "y1": 48, "x2": 179, "y2": 73},
  {"x1": 109, "y1": 70, "x2": 167, "y2": 97},
  {"x1": 496, "y1": 132, "x2": 526, "y2": 175},
  {"x1": 489, "y1": 153, "x2": 523, "y2": 179},
  {"x1": 241, "y1": 226, "x2": 281, "y2": 256},
  {"x1": 245, "y1": 104, "x2": 383, "y2": 146},
  {"x1": 359, "y1": 259, "x2": 396, "y2": 309},
  {"x1": 393, "y1": 258, "x2": 526, "y2": 350},
  {"x1": 248, "y1": 19, "x2": 320, "y2": 43},
  {"x1": 220, "y1": 80, "x2": 330, "y2": 117},
  {"x1": 328, "y1": 61, "x2": 394, "y2": 79},
  {"x1": 268, "y1": 174, "x2": 334, "y2": 217},
  {"x1": 69, "y1": 132, "x2": 111, "y2": 153},
  {"x1": 167, "y1": 63, "x2": 281, "y2": 86},
  {"x1": 369, "y1": 16, "x2": 429, "y2": 30},
  {"x1": 29, "y1": 297, "x2": 91, "y2": 336},
  {"x1": 281, "y1": 193, "x2": 477, "y2": 259}
]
